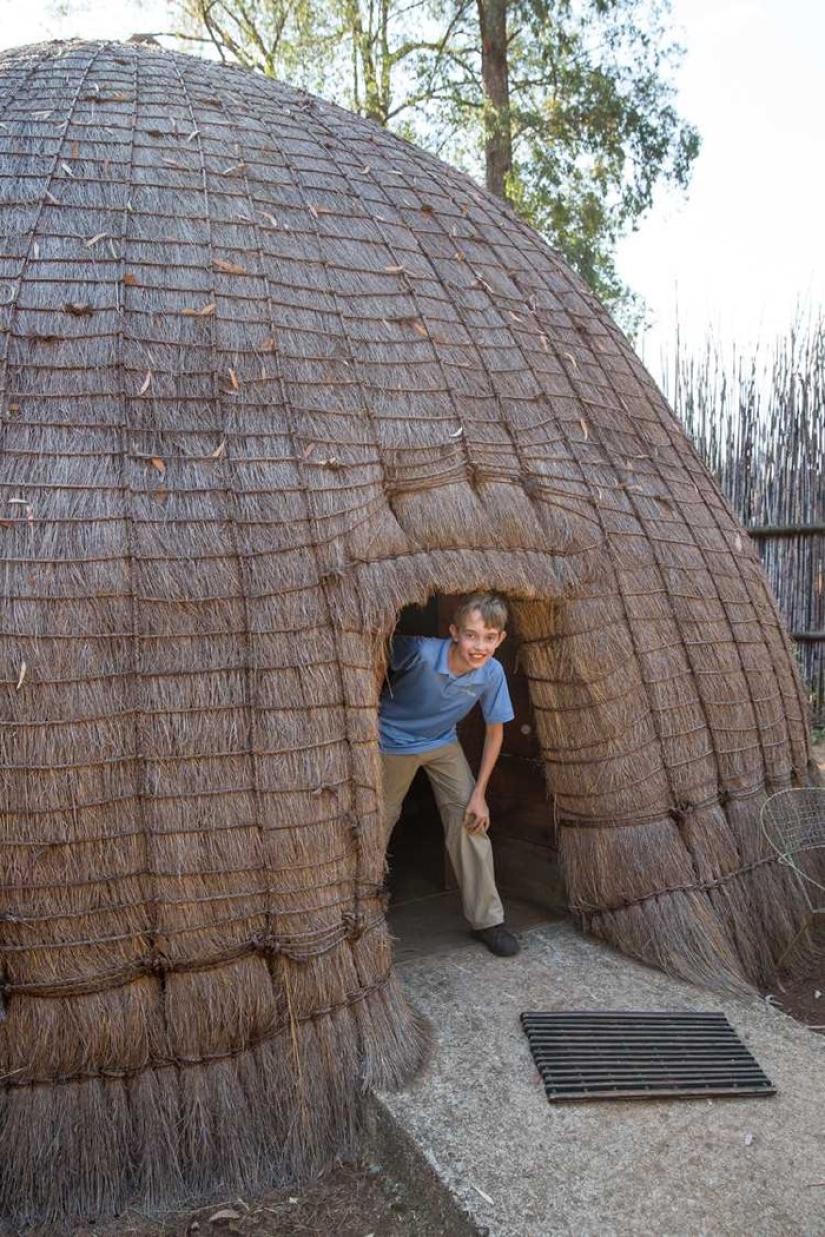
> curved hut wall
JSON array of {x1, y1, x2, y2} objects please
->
[{"x1": 0, "y1": 39, "x2": 817, "y2": 1223}]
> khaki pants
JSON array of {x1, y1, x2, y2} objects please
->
[{"x1": 381, "y1": 742, "x2": 504, "y2": 931}]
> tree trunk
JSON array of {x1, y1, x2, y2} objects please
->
[
  {"x1": 346, "y1": 0, "x2": 385, "y2": 124},
  {"x1": 477, "y1": 0, "x2": 512, "y2": 200}
]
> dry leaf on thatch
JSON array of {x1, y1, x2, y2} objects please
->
[
  {"x1": 150, "y1": 457, "x2": 166, "y2": 475},
  {"x1": 181, "y1": 303, "x2": 216, "y2": 317},
  {"x1": 64, "y1": 302, "x2": 94, "y2": 316},
  {"x1": 139, "y1": 372, "x2": 152, "y2": 394},
  {"x1": 210, "y1": 441, "x2": 227, "y2": 459},
  {"x1": 213, "y1": 258, "x2": 246, "y2": 275},
  {"x1": 8, "y1": 498, "x2": 33, "y2": 522},
  {"x1": 382, "y1": 316, "x2": 427, "y2": 337},
  {"x1": 15, "y1": 662, "x2": 27, "y2": 691}
]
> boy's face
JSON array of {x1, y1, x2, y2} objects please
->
[{"x1": 448, "y1": 609, "x2": 506, "y2": 674}]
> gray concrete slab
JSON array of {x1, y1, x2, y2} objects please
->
[{"x1": 377, "y1": 918, "x2": 825, "y2": 1237}]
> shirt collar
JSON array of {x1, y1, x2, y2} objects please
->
[{"x1": 436, "y1": 638, "x2": 483, "y2": 682}]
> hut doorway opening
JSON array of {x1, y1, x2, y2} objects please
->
[{"x1": 383, "y1": 596, "x2": 565, "y2": 925}]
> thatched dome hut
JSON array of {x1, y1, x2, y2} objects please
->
[{"x1": 0, "y1": 38, "x2": 818, "y2": 1223}]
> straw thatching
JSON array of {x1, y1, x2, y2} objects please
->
[{"x1": 0, "y1": 38, "x2": 819, "y2": 1225}]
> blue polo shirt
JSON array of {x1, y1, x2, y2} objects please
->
[{"x1": 379, "y1": 636, "x2": 514, "y2": 755}]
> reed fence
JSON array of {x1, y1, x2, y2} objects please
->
[{"x1": 663, "y1": 320, "x2": 825, "y2": 726}]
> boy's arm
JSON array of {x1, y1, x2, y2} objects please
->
[
  {"x1": 386, "y1": 634, "x2": 421, "y2": 674},
  {"x1": 463, "y1": 722, "x2": 504, "y2": 834}
]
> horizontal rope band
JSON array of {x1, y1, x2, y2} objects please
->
[
  {"x1": 569, "y1": 851, "x2": 783, "y2": 915},
  {"x1": 0, "y1": 911, "x2": 385, "y2": 998},
  {"x1": 0, "y1": 969, "x2": 393, "y2": 1090}
]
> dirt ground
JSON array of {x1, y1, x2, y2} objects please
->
[
  {"x1": 771, "y1": 940, "x2": 824, "y2": 1032},
  {"x1": 1, "y1": 1161, "x2": 464, "y2": 1237}
]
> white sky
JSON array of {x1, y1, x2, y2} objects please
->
[
  {"x1": 616, "y1": 0, "x2": 825, "y2": 359},
  {"x1": 1, "y1": 0, "x2": 823, "y2": 362}
]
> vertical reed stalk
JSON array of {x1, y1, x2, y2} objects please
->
[{"x1": 663, "y1": 316, "x2": 825, "y2": 726}]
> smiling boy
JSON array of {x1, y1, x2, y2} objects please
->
[{"x1": 379, "y1": 593, "x2": 519, "y2": 957}]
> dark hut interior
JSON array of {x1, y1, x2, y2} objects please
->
[{"x1": 0, "y1": 37, "x2": 819, "y2": 1225}]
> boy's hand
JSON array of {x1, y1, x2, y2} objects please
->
[{"x1": 463, "y1": 792, "x2": 490, "y2": 834}]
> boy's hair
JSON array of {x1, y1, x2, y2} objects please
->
[{"x1": 452, "y1": 592, "x2": 508, "y2": 632}]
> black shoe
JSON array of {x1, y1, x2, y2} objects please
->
[{"x1": 471, "y1": 923, "x2": 520, "y2": 957}]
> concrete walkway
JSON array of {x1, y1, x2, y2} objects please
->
[{"x1": 376, "y1": 914, "x2": 825, "y2": 1237}]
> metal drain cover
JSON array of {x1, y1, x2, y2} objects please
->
[{"x1": 521, "y1": 1011, "x2": 775, "y2": 1102}]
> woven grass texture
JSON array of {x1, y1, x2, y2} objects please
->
[{"x1": 0, "y1": 39, "x2": 818, "y2": 1224}]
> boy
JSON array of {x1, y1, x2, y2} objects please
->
[{"x1": 379, "y1": 593, "x2": 520, "y2": 957}]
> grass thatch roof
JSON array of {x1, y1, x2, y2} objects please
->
[{"x1": 0, "y1": 38, "x2": 818, "y2": 1224}]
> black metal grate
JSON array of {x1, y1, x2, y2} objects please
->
[{"x1": 521, "y1": 1011, "x2": 775, "y2": 1102}]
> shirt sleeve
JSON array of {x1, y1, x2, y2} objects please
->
[
  {"x1": 387, "y1": 634, "x2": 422, "y2": 674},
  {"x1": 480, "y1": 660, "x2": 515, "y2": 724}
]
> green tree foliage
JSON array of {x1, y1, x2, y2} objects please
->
[
  {"x1": 172, "y1": 0, "x2": 699, "y2": 311},
  {"x1": 173, "y1": 0, "x2": 332, "y2": 81}
]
